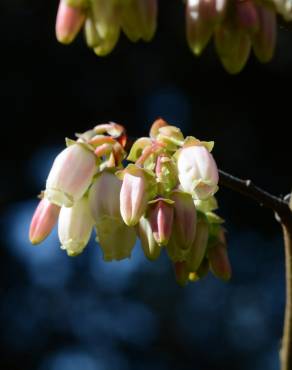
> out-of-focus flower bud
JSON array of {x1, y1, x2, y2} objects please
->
[
  {"x1": 208, "y1": 229, "x2": 232, "y2": 281},
  {"x1": 174, "y1": 261, "x2": 189, "y2": 286},
  {"x1": 252, "y1": 5, "x2": 276, "y2": 63},
  {"x1": 273, "y1": 0, "x2": 292, "y2": 21},
  {"x1": 84, "y1": 14, "x2": 102, "y2": 48},
  {"x1": 56, "y1": 0, "x2": 85, "y2": 44},
  {"x1": 58, "y1": 196, "x2": 94, "y2": 256},
  {"x1": 45, "y1": 143, "x2": 97, "y2": 207},
  {"x1": 138, "y1": 216, "x2": 161, "y2": 260},
  {"x1": 147, "y1": 199, "x2": 174, "y2": 246},
  {"x1": 121, "y1": 0, "x2": 157, "y2": 42},
  {"x1": 65, "y1": 0, "x2": 88, "y2": 8},
  {"x1": 96, "y1": 218, "x2": 137, "y2": 261},
  {"x1": 93, "y1": 31, "x2": 120, "y2": 57},
  {"x1": 118, "y1": 165, "x2": 157, "y2": 226},
  {"x1": 91, "y1": 0, "x2": 120, "y2": 56},
  {"x1": 177, "y1": 144, "x2": 219, "y2": 200},
  {"x1": 187, "y1": 214, "x2": 209, "y2": 271},
  {"x1": 170, "y1": 190, "x2": 197, "y2": 250},
  {"x1": 156, "y1": 155, "x2": 178, "y2": 194},
  {"x1": 29, "y1": 198, "x2": 60, "y2": 245},
  {"x1": 186, "y1": 0, "x2": 226, "y2": 56},
  {"x1": 236, "y1": 0, "x2": 259, "y2": 34},
  {"x1": 215, "y1": 22, "x2": 251, "y2": 74}
]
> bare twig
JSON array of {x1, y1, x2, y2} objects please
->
[{"x1": 219, "y1": 169, "x2": 292, "y2": 226}]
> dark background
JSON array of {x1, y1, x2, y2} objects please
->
[{"x1": 0, "y1": 1, "x2": 292, "y2": 370}]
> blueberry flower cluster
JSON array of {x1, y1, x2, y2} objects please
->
[
  {"x1": 186, "y1": 0, "x2": 277, "y2": 74},
  {"x1": 55, "y1": 0, "x2": 291, "y2": 73},
  {"x1": 56, "y1": 0, "x2": 157, "y2": 56},
  {"x1": 29, "y1": 120, "x2": 231, "y2": 285}
]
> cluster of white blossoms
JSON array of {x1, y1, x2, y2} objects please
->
[
  {"x1": 55, "y1": 0, "x2": 292, "y2": 74},
  {"x1": 29, "y1": 120, "x2": 231, "y2": 286}
]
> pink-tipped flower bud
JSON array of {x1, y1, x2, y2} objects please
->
[
  {"x1": 208, "y1": 229, "x2": 232, "y2": 281},
  {"x1": 45, "y1": 143, "x2": 97, "y2": 208},
  {"x1": 56, "y1": 0, "x2": 85, "y2": 44},
  {"x1": 58, "y1": 196, "x2": 94, "y2": 256},
  {"x1": 187, "y1": 214, "x2": 209, "y2": 271},
  {"x1": 29, "y1": 198, "x2": 60, "y2": 245},
  {"x1": 177, "y1": 145, "x2": 219, "y2": 200},
  {"x1": 252, "y1": 5, "x2": 276, "y2": 63},
  {"x1": 118, "y1": 165, "x2": 157, "y2": 226},
  {"x1": 170, "y1": 190, "x2": 197, "y2": 250},
  {"x1": 147, "y1": 199, "x2": 174, "y2": 246},
  {"x1": 138, "y1": 216, "x2": 161, "y2": 261},
  {"x1": 186, "y1": 0, "x2": 226, "y2": 56}
]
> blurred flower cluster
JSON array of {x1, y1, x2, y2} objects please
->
[
  {"x1": 186, "y1": 0, "x2": 278, "y2": 74},
  {"x1": 55, "y1": 0, "x2": 157, "y2": 56},
  {"x1": 29, "y1": 119, "x2": 231, "y2": 286},
  {"x1": 55, "y1": 0, "x2": 292, "y2": 73}
]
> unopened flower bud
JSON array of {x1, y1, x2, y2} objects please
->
[
  {"x1": 252, "y1": 5, "x2": 276, "y2": 63},
  {"x1": 177, "y1": 145, "x2": 219, "y2": 200},
  {"x1": 187, "y1": 214, "x2": 209, "y2": 271},
  {"x1": 208, "y1": 229, "x2": 231, "y2": 281},
  {"x1": 58, "y1": 196, "x2": 94, "y2": 256},
  {"x1": 147, "y1": 199, "x2": 174, "y2": 246},
  {"x1": 45, "y1": 143, "x2": 97, "y2": 207},
  {"x1": 215, "y1": 23, "x2": 251, "y2": 74},
  {"x1": 96, "y1": 218, "x2": 136, "y2": 261},
  {"x1": 91, "y1": 0, "x2": 120, "y2": 56},
  {"x1": 186, "y1": 0, "x2": 226, "y2": 56},
  {"x1": 121, "y1": 0, "x2": 157, "y2": 42},
  {"x1": 236, "y1": 0, "x2": 259, "y2": 34},
  {"x1": 138, "y1": 216, "x2": 161, "y2": 260},
  {"x1": 89, "y1": 170, "x2": 136, "y2": 261},
  {"x1": 29, "y1": 198, "x2": 60, "y2": 245},
  {"x1": 118, "y1": 165, "x2": 157, "y2": 226},
  {"x1": 89, "y1": 170, "x2": 121, "y2": 222},
  {"x1": 189, "y1": 257, "x2": 209, "y2": 281},
  {"x1": 170, "y1": 190, "x2": 197, "y2": 249},
  {"x1": 56, "y1": 0, "x2": 85, "y2": 44}
]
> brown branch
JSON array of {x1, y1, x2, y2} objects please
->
[{"x1": 219, "y1": 169, "x2": 292, "y2": 226}]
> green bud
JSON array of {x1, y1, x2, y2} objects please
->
[
  {"x1": 252, "y1": 5, "x2": 276, "y2": 63},
  {"x1": 138, "y1": 216, "x2": 161, "y2": 261},
  {"x1": 215, "y1": 22, "x2": 251, "y2": 74},
  {"x1": 187, "y1": 214, "x2": 209, "y2": 271}
]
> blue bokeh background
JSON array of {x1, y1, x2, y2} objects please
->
[{"x1": 1, "y1": 1, "x2": 292, "y2": 369}]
